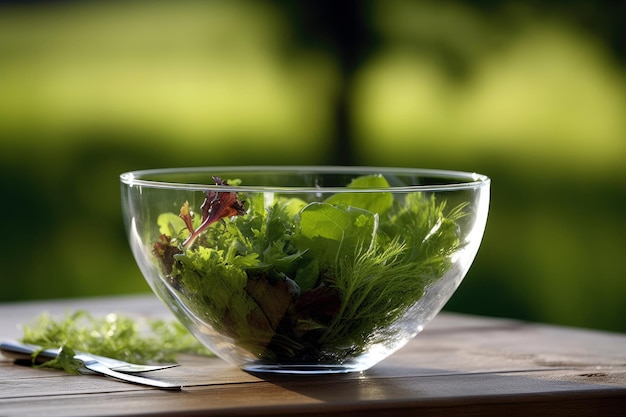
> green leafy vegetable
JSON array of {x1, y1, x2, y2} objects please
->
[
  {"x1": 35, "y1": 345, "x2": 82, "y2": 375},
  {"x1": 154, "y1": 174, "x2": 467, "y2": 364},
  {"x1": 20, "y1": 310, "x2": 213, "y2": 373},
  {"x1": 324, "y1": 174, "x2": 394, "y2": 213}
]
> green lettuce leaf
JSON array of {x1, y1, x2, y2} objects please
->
[
  {"x1": 324, "y1": 174, "x2": 393, "y2": 214},
  {"x1": 296, "y1": 202, "x2": 378, "y2": 267}
]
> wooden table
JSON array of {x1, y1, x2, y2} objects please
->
[{"x1": 1, "y1": 295, "x2": 625, "y2": 416}]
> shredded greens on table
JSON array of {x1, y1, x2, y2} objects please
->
[
  {"x1": 153, "y1": 174, "x2": 468, "y2": 364},
  {"x1": 20, "y1": 310, "x2": 212, "y2": 374}
]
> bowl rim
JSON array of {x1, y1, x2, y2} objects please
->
[{"x1": 120, "y1": 166, "x2": 490, "y2": 192}]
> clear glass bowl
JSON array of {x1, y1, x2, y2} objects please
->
[{"x1": 120, "y1": 166, "x2": 490, "y2": 374}]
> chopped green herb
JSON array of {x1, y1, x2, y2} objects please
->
[
  {"x1": 154, "y1": 175, "x2": 467, "y2": 364},
  {"x1": 35, "y1": 345, "x2": 82, "y2": 375},
  {"x1": 20, "y1": 310, "x2": 213, "y2": 373}
]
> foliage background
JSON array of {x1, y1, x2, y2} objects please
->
[{"x1": 1, "y1": 0, "x2": 624, "y2": 332}]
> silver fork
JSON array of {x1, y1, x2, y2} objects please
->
[{"x1": 0, "y1": 341, "x2": 179, "y2": 373}]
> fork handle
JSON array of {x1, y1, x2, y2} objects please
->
[{"x1": 0, "y1": 341, "x2": 58, "y2": 363}]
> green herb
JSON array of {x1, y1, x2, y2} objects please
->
[
  {"x1": 154, "y1": 175, "x2": 467, "y2": 364},
  {"x1": 36, "y1": 345, "x2": 82, "y2": 375},
  {"x1": 20, "y1": 310, "x2": 213, "y2": 373}
]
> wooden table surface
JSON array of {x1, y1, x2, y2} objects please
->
[{"x1": 1, "y1": 295, "x2": 625, "y2": 417}]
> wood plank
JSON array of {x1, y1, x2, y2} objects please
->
[
  {"x1": 1, "y1": 295, "x2": 625, "y2": 416},
  {"x1": 1, "y1": 371, "x2": 625, "y2": 417}
]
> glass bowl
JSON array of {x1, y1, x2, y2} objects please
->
[{"x1": 120, "y1": 166, "x2": 490, "y2": 374}]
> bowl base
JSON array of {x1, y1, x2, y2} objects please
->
[{"x1": 243, "y1": 364, "x2": 362, "y2": 375}]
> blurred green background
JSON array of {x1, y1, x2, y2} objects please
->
[{"x1": 1, "y1": 0, "x2": 625, "y2": 332}]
